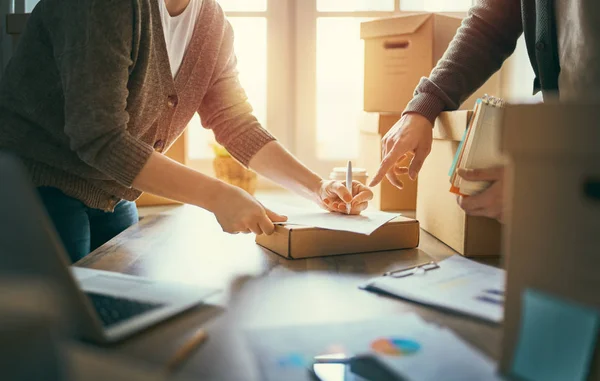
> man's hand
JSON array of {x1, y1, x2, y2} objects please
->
[
  {"x1": 369, "y1": 113, "x2": 433, "y2": 189},
  {"x1": 456, "y1": 166, "x2": 505, "y2": 223}
]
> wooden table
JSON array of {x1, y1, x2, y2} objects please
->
[{"x1": 75, "y1": 201, "x2": 502, "y2": 380}]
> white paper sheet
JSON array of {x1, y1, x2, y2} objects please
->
[
  {"x1": 247, "y1": 313, "x2": 502, "y2": 381},
  {"x1": 362, "y1": 255, "x2": 505, "y2": 323},
  {"x1": 263, "y1": 202, "x2": 399, "y2": 235}
]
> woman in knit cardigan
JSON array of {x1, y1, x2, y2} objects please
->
[{"x1": 0, "y1": 0, "x2": 373, "y2": 262}]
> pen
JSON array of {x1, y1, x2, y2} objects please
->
[
  {"x1": 346, "y1": 160, "x2": 352, "y2": 215},
  {"x1": 167, "y1": 328, "x2": 208, "y2": 372}
]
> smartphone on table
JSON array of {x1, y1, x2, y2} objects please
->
[{"x1": 308, "y1": 353, "x2": 406, "y2": 381}]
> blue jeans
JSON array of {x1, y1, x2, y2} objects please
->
[{"x1": 37, "y1": 187, "x2": 139, "y2": 263}]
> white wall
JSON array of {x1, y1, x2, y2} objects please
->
[
  {"x1": 400, "y1": 0, "x2": 473, "y2": 11},
  {"x1": 500, "y1": 35, "x2": 543, "y2": 102}
]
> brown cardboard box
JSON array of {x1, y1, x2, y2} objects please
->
[
  {"x1": 358, "y1": 114, "x2": 417, "y2": 211},
  {"x1": 255, "y1": 216, "x2": 420, "y2": 259},
  {"x1": 499, "y1": 103, "x2": 600, "y2": 379},
  {"x1": 416, "y1": 111, "x2": 501, "y2": 257},
  {"x1": 136, "y1": 131, "x2": 188, "y2": 207},
  {"x1": 360, "y1": 12, "x2": 501, "y2": 113}
]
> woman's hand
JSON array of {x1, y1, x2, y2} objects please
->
[
  {"x1": 316, "y1": 180, "x2": 373, "y2": 215},
  {"x1": 210, "y1": 184, "x2": 287, "y2": 235}
]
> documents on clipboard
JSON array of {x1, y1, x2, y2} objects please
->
[{"x1": 360, "y1": 255, "x2": 506, "y2": 323}]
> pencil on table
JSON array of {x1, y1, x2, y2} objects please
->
[{"x1": 167, "y1": 328, "x2": 208, "y2": 372}]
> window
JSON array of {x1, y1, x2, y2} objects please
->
[
  {"x1": 187, "y1": 16, "x2": 267, "y2": 160},
  {"x1": 315, "y1": 17, "x2": 368, "y2": 160},
  {"x1": 317, "y1": 0, "x2": 394, "y2": 12},
  {"x1": 218, "y1": 0, "x2": 266, "y2": 12},
  {"x1": 188, "y1": 0, "x2": 474, "y2": 178}
]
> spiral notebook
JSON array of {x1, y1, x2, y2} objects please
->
[{"x1": 449, "y1": 95, "x2": 507, "y2": 196}]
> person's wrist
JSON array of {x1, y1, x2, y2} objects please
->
[
  {"x1": 198, "y1": 178, "x2": 232, "y2": 213},
  {"x1": 310, "y1": 178, "x2": 326, "y2": 204},
  {"x1": 404, "y1": 112, "x2": 433, "y2": 128}
]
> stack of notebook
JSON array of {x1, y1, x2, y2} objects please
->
[{"x1": 449, "y1": 95, "x2": 506, "y2": 196}]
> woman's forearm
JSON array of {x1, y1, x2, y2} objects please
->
[
  {"x1": 132, "y1": 152, "x2": 226, "y2": 211},
  {"x1": 248, "y1": 141, "x2": 323, "y2": 202},
  {"x1": 133, "y1": 142, "x2": 324, "y2": 210}
]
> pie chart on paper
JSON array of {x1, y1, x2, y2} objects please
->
[{"x1": 370, "y1": 337, "x2": 421, "y2": 356}]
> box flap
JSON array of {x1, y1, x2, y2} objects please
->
[
  {"x1": 433, "y1": 111, "x2": 472, "y2": 141},
  {"x1": 360, "y1": 12, "x2": 431, "y2": 40},
  {"x1": 359, "y1": 113, "x2": 402, "y2": 135},
  {"x1": 502, "y1": 103, "x2": 600, "y2": 157}
]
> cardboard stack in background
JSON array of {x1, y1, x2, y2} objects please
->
[
  {"x1": 417, "y1": 111, "x2": 501, "y2": 257},
  {"x1": 360, "y1": 12, "x2": 501, "y2": 114},
  {"x1": 499, "y1": 103, "x2": 600, "y2": 378},
  {"x1": 359, "y1": 113, "x2": 417, "y2": 211},
  {"x1": 358, "y1": 12, "x2": 503, "y2": 213}
]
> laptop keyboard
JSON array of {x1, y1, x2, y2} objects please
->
[{"x1": 85, "y1": 292, "x2": 165, "y2": 328}]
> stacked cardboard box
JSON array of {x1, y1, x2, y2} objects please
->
[
  {"x1": 417, "y1": 111, "x2": 502, "y2": 257},
  {"x1": 360, "y1": 12, "x2": 501, "y2": 114},
  {"x1": 358, "y1": 113, "x2": 417, "y2": 211}
]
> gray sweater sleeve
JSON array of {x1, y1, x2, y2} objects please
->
[
  {"x1": 51, "y1": 0, "x2": 154, "y2": 187},
  {"x1": 404, "y1": 0, "x2": 524, "y2": 123}
]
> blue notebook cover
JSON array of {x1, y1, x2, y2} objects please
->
[{"x1": 448, "y1": 99, "x2": 482, "y2": 178}]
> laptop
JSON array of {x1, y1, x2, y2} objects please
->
[{"x1": 0, "y1": 152, "x2": 219, "y2": 344}]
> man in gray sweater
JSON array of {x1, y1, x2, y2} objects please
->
[{"x1": 369, "y1": 0, "x2": 600, "y2": 223}]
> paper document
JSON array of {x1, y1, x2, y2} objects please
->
[
  {"x1": 246, "y1": 313, "x2": 501, "y2": 381},
  {"x1": 263, "y1": 202, "x2": 398, "y2": 235},
  {"x1": 361, "y1": 255, "x2": 505, "y2": 323}
]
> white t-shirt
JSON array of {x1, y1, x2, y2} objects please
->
[{"x1": 158, "y1": 0, "x2": 203, "y2": 77}]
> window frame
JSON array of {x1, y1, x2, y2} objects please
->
[
  {"x1": 293, "y1": 0, "x2": 399, "y2": 176},
  {"x1": 187, "y1": 1, "x2": 294, "y2": 184}
]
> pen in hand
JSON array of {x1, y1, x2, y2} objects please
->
[{"x1": 346, "y1": 161, "x2": 352, "y2": 215}]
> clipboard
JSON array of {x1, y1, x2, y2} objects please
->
[
  {"x1": 360, "y1": 255, "x2": 505, "y2": 323},
  {"x1": 382, "y1": 260, "x2": 440, "y2": 278}
]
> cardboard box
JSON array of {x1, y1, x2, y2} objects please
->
[
  {"x1": 360, "y1": 12, "x2": 502, "y2": 113},
  {"x1": 499, "y1": 103, "x2": 600, "y2": 378},
  {"x1": 416, "y1": 111, "x2": 501, "y2": 257},
  {"x1": 136, "y1": 131, "x2": 188, "y2": 207},
  {"x1": 256, "y1": 216, "x2": 420, "y2": 259},
  {"x1": 358, "y1": 114, "x2": 417, "y2": 211}
]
